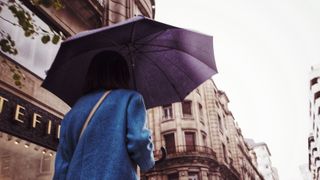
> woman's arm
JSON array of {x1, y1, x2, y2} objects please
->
[
  {"x1": 126, "y1": 93, "x2": 155, "y2": 172},
  {"x1": 53, "y1": 114, "x2": 72, "y2": 180}
]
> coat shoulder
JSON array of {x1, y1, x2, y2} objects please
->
[{"x1": 113, "y1": 89, "x2": 142, "y2": 99}]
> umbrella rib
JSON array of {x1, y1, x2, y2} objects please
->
[
  {"x1": 132, "y1": 45, "x2": 198, "y2": 85},
  {"x1": 132, "y1": 45, "x2": 196, "y2": 100},
  {"x1": 135, "y1": 49, "x2": 172, "y2": 53},
  {"x1": 142, "y1": 54, "x2": 184, "y2": 100},
  {"x1": 134, "y1": 42, "x2": 214, "y2": 70},
  {"x1": 134, "y1": 30, "x2": 169, "y2": 45}
]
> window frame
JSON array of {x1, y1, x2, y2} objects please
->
[
  {"x1": 184, "y1": 131, "x2": 196, "y2": 152},
  {"x1": 182, "y1": 100, "x2": 193, "y2": 118},
  {"x1": 162, "y1": 104, "x2": 173, "y2": 121},
  {"x1": 163, "y1": 133, "x2": 176, "y2": 154}
]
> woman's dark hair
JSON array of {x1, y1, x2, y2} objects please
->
[{"x1": 83, "y1": 51, "x2": 130, "y2": 93}]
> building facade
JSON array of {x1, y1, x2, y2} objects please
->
[
  {"x1": 300, "y1": 164, "x2": 313, "y2": 180},
  {"x1": 309, "y1": 64, "x2": 320, "y2": 180},
  {"x1": 245, "y1": 139, "x2": 279, "y2": 180},
  {"x1": 142, "y1": 80, "x2": 264, "y2": 180},
  {"x1": 0, "y1": 0, "x2": 154, "y2": 179}
]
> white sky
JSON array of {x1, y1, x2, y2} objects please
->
[{"x1": 156, "y1": 0, "x2": 320, "y2": 179}]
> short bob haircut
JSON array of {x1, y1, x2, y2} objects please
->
[{"x1": 83, "y1": 50, "x2": 130, "y2": 94}]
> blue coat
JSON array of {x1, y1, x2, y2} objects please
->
[{"x1": 53, "y1": 89, "x2": 155, "y2": 180}]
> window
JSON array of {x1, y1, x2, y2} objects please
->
[
  {"x1": 164, "y1": 133, "x2": 176, "y2": 154},
  {"x1": 1, "y1": 155, "x2": 10, "y2": 177},
  {"x1": 40, "y1": 154, "x2": 52, "y2": 173},
  {"x1": 218, "y1": 115, "x2": 223, "y2": 132},
  {"x1": 182, "y1": 100, "x2": 192, "y2": 116},
  {"x1": 202, "y1": 133, "x2": 207, "y2": 147},
  {"x1": 313, "y1": 122, "x2": 315, "y2": 130},
  {"x1": 222, "y1": 143, "x2": 228, "y2": 163},
  {"x1": 162, "y1": 104, "x2": 173, "y2": 120},
  {"x1": 311, "y1": 77, "x2": 318, "y2": 88},
  {"x1": 0, "y1": 132, "x2": 56, "y2": 179},
  {"x1": 185, "y1": 132, "x2": 196, "y2": 152},
  {"x1": 315, "y1": 91, "x2": 320, "y2": 103},
  {"x1": 229, "y1": 157, "x2": 233, "y2": 165},
  {"x1": 196, "y1": 88, "x2": 201, "y2": 96},
  {"x1": 188, "y1": 172, "x2": 199, "y2": 180},
  {"x1": 168, "y1": 173, "x2": 179, "y2": 180},
  {"x1": 198, "y1": 103, "x2": 203, "y2": 121},
  {"x1": 1, "y1": 1, "x2": 61, "y2": 78},
  {"x1": 215, "y1": 101, "x2": 219, "y2": 107}
]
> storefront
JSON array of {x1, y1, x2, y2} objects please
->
[
  {"x1": 0, "y1": 0, "x2": 155, "y2": 179},
  {"x1": 0, "y1": 77, "x2": 63, "y2": 179},
  {"x1": 0, "y1": 1, "x2": 67, "y2": 179}
]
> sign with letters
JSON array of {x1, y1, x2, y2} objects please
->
[{"x1": 0, "y1": 87, "x2": 62, "y2": 150}]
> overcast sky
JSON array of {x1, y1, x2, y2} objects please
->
[{"x1": 156, "y1": 0, "x2": 320, "y2": 179}]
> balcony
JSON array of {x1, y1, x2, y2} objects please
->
[{"x1": 155, "y1": 145, "x2": 217, "y2": 160}]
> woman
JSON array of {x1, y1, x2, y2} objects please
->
[{"x1": 53, "y1": 51, "x2": 155, "y2": 180}]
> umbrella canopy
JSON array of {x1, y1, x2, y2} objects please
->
[{"x1": 42, "y1": 16, "x2": 218, "y2": 109}]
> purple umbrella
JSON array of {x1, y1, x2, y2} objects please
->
[{"x1": 42, "y1": 16, "x2": 218, "y2": 109}]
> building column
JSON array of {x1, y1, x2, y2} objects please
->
[
  {"x1": 174, "y1": 103, "x2": 184, "y2": 147},
  {"x1": 200, "y1": 168, "x2": 209, "y2": 180},
  {"x1": 210, "y1": 167, "x2": 222, "y2": 180}
]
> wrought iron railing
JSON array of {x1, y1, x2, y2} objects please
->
[{"x1": 154, "y1": 145, "x2": 217, "y2": 160}]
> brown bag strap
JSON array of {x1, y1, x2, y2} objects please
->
[{"x1": 79, "y1": 90, "x2": 111, "y2": 138}]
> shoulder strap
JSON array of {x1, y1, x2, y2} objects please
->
[{"x1": 79, "y1": 90, "x2": 111, "y2": 138}]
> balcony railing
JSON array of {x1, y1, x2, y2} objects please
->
[{"x1": 154, "y1": 145, "x2": 217, "y2": 160}]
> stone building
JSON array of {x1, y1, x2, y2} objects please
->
[
  {"x1": 309, "y1": 64, "x2": 320, "y2": 180},
  {"x1": 245, "y1": 139, "x2": 279, "y2": 180},
  {"x1": 0, "y1": 1, "x2": 266, "y2": 179},
  {"x1": 0, "y1": 0, "x2": 154, "y2": 179},
  {"x1": 142, "y1": 80, "x2": 264, "y2": 180}
]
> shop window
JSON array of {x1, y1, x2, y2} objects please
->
[
  {"x1": 1, "y1": 155, "x2": 10, "y2": 177},
  {"x1": 182, "y1": 100, "x2": 192, "y2": 117},
  {"x1": 168, "y1": 173, "x2": 179, "y2": 180},
  {"x1": 185, "y1": 132, "x2": 196, "y2": 152},
  {"x1": 164, "y1": 133, "x2": 176, "y2": 154},
  {"x1": 40, "y1": 154, "x2": 52, "y2": 173},
  {"x1": 162, "y1": 104, "x2": 173, "y2": 120},
  {"x1": 0, "y1": 132, "x2": 55, "y2": 179}
]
